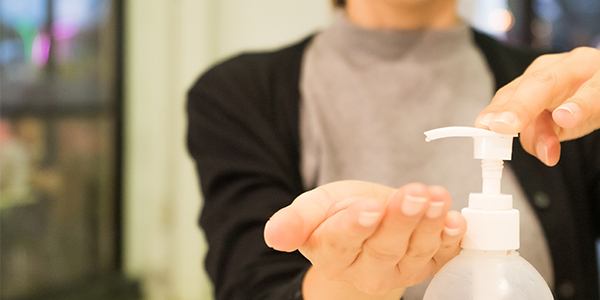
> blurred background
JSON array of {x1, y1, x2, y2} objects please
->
[{"x1": 0, "y1": 0, "x2": 598, "y2": 299}]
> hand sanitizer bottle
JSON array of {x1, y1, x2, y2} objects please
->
[{"x1": 422, "y1": 126, "x2": 554, "y2": 300}]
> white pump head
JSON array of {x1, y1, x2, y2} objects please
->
[
  {"x1": 424, "y1": 126, "x2": 520, "y2": 251},
  {"x1": 424, "y1": 126, "x2": 515, "y2": 160}
]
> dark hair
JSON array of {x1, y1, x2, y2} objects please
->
[{"x1": 332, "y1": 0, "x2": 346, "y2": 7}]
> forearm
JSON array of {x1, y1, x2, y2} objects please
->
[{"x1": 302, "y1": 266, "x2": 405, "y2": 300}]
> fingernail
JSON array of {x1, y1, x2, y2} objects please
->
[
  {"x1": 490, "y1": 111, "x2": 521, "y2": 133},
  {"x1": 426, "y1": 201, "x2": 444, "y2": 219},
  {"x1": 536, "y1": 141, "x2": 549, "y2": 165},
  {"x1": 477, "y1": 113, "x2": 494, "y2": 127},
  {"x1": 556, "y1": 102, "x2": 580, "y2": 115},
  {"x1": 444, "y1": 226, "x2": 461, "y2": 236},
  {"x1": 554, "y1": 102, "x2": 581, "y2": 128},
  {"x1": 402, "y1": 195, "x2": 427, "y2": 216},
  {"x1": 358, "y1": 212, "x2": 381, "y2": 227}
]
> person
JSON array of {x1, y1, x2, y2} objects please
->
[{"x1": 187, "y1": 0, "x2": 600, "y2": 299}]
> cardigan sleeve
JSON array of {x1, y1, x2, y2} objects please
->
[{"x1": 186, "y1": 54, "x2": 309, "y2": 300}]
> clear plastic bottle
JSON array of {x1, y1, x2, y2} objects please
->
[
  {"x1": 422, "y1": 126, "x2": 554, "y2": 300},
  {"x1": 424, "y1": 249, "x2": 553, "y2": 299}
]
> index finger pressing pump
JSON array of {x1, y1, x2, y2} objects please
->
[{"x1": 422, "y1": 126, "x2": 553, "y2": 300}]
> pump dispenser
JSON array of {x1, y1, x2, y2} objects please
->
[{"x1": 422, "y1": 126, "x2": 553, "y2": 300}]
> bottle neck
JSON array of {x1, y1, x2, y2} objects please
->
[{"x1": 462, "y1": 195, "x2": 519, "y2": 250}]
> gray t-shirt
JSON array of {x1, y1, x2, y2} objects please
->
[{"x1": 299, "y1": 13, "x2": 553, "y2": 298}]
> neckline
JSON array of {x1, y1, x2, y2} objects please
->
[{"x1": 320, "y1": 11, "x2": 473, "y2": 62}]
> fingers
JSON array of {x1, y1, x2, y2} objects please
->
[
  {"x1": 476, "y1": 54, "x2": 563, "y2": 126},
  {"x1": 281, "y1": 182, "x2": 463, "y2": 295},
  {"x1": 519, "y1": 111, "x2": 562, "y2": 166},
  {"x1": 477, "y1": 48, "x2": 600, "y2": 134},
  {"x1": 359, "y1": 183, "x2": 431, "y2": 263},
  {"x1": 432, "y1": 210, "x2": 466, "y2": 268},
  {"x1": 396, "y1": 186, "x2": 451, "y2": 272},
  {"x1": 476, "y1": 48, "x2": 600, "y2": 166},
  {"x1": 476, "y1": 53, "x2": 564, "y2": 128},
  {"x1": 300, "y1": 198, "x2": 384, "y2": 276},
  {"x1": 348, "y1": 184, "x2": 458, "y2": 290},
  {"x1": 264, "y1": 180, "x2": 394, "y2": 252},
  {"x1": 552, "y1": 68, "x2": 600, "y2": 137},
  {"x1": 343, "y1": 183, "x2": 433, "y2": 293}
]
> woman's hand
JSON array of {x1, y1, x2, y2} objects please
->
[
  {"x1": 264, "y1": 181, "x2": 466, "y2": 299},
  {"x1": 476, "y1": 47, "x2": 600, "y2": 166}
]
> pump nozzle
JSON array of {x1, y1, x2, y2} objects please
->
[
  {"x1": 424, "y1": 126, "x2": 517, "y2": 195},
  {"x1": 424, "y1": 126, "x2": 520, "y2": 251},
  {"x1": 425, "y1": 126, "x2": 517, "y2": 160}
]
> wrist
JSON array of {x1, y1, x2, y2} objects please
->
[{"x1": 302, "y1": 266, "x2": 405, "y2": 300}]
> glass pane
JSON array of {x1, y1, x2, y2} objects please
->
[{"x1": 0, "y1": 0, "x2": 120, "y2": 298}]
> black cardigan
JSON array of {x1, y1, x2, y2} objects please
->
[{"x1": 187, "y1": 31, "x2": 600, "y2": 300}]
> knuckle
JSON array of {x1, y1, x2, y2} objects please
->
[
  {"x1": 363, "y1": 243, "x2": 403, "y2": 262},
  {"x1": 323, "y1": 237, "x2": 360, "y2": 255},
  {"x1": 309, "y1": 188, "x2": 334, "y2": 211},
  {"x1": 569, "y1": 46, "x2": 598, "y2": 58},
  {"x1": 532, "y1": 54, "x2": 555, "y2": 66},
  {"x1": 440, "y1": 236, "x2": 461, "y2": 250},
  {"x1": 583, "y1": 77, "x2": 600, "y2": 95},
  {"x1": 490, "y1": 84, "x2": 518, "y2": 107},
  {"x1": 345, "y1": 219, "x2": 365, "y2": 234},
  {"x1": 520, "y1": 105, "x2": 539, "y2": 124},
  {"x1": 405, "y1": 244, "x2": 439, "y2": 260},
  {"x1": 395, "y1": 265, "x2": 426, "y2": 286},
  {"x1": 528, "y1": 70, "x2": 557, "y2": 85},
  {"x1": 493, "y1": 84, "x2": 514, "y2": 101}
]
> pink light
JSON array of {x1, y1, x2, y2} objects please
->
[
  {"x1": 52, "y1": 22, "x2": 79, "y2": 41},
  {"x1": 31, "y1": 32, "x2": 51, "y2": 66}
]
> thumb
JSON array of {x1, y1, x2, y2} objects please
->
[
  {"x1": 264, "y1": 188, "x2": 335, "y2": 252},
  {"x1": 264, "y1": 180, "x2": 395, "y2": 252}
]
